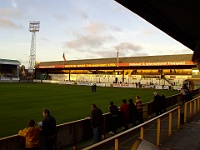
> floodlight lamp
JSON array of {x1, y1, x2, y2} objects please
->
[{"x1": 29, "y1": 21, "x2": 40, "y2": 32}]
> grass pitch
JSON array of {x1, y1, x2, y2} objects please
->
[{"x1": 0, "y1": 83, "x2": 179, "y2": 138}]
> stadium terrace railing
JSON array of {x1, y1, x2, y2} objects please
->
[
  {"x1": 82, "y1": 106, "x2": 181, "y2": 150},
  {"x1": 83, "y1": 95, "x2": 200, "y2": 150},
  {"x1": 0, "y1": 89, "x2": 199, "y2": 150},
  {"x1": 184, "y1": 95, "x2": 200, "y2": 123}
]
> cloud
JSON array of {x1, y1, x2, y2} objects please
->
[
  {"x1": 8, "y1": 0, "x2": 17, "y2": 8},
  {"x1": 173, "y1": 48, "x2": 193, "y2": 54},
  {"x1": 84, "y1": 22, "x2": 106, "y2": 34},
  {"x1": 77, "y1": 10, "x2": 89, "y2": 20},
  {"x1": 0, "y1": 18, "x2": 23, "y2": 29},
  {"x1": 53, "y1": 14, "x2": 68, "y2": 21},
  {"x1": 116, "y1": 42, "x2": 142, "y2": 52},
  {"x1": 142, "y1": 29, "x2": 155, "y2": 35},
  {"x1": 63, "y1": 33, "x2": 115, "y2": 49},
  {"x1": 0, "y1": 8, "x2": 22, "y2": 18}
]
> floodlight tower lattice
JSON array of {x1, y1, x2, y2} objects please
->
[{"x1": 28, "y1": 21, "x2": 40, "y2": 71}]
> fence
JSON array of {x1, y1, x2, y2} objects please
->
[
  {"x1": 0, "y1": 89, "x2": 199, "y2": 150},
  {"x1": 83, "y1": 95, "x2": 200, "y2": 150},
  {"x1": 82, "y1": 106, "x2": 181, "y2": 150}
]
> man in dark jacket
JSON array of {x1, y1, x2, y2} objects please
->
[
  {"x1": 128, "y1": 99, "x2": 137, "y2": 126},
  {"x1": 160, "y1": 93, "x2": 167, "y2": 113},
  {"x1": 153, "y1": 92, "x2": 162, "y2": 116},
  {"x1": 90, "y1": 104, "x2": 103, "y2": 143},
  {"x1": 108, "y1": 101, "x2": 119, "y2": 134},
  {"x1": 42, "y1": 108, "x2": 57, "y2": 150}
]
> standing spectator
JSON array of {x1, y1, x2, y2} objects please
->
[
  {"x1": 108, "y1": 101, "x2": 119, "y2": 134},
  {"x1": 185, "y1": 87, "x2": 192, "y2": 102},
  {"x1": 153, "y1": 92, "x2": 161, "y2": 116},
  {"x1": 128, "y1": 99, "x2": 137, "y2": 126},
  {"x1": 120, "y1": 99, "x2": 129, "y2": 130},
  {"x1": 42, "y1": 108, "x2": 57, "y2": 150},
  {"x1": 181, "y1": 87, "x2": 187, "y2": 103},
  {"x1": 168, "y1": 83, "x2": 171, "y2": 90},
  {"x1": 90, "y1": 104, "x2": 103, "y2": 143},
  {"x1": 18, "y1": 119, "x2": 40, "y2": 150},
  {"x1": 160, "y1": 93, "x2": 167, "y2": 113},
  {"x1": 92, "y1": 83, "x2": 97, "y2": 92},
  {"x1": 135, "y1": 96, "x2": 144, "y2": 124}
]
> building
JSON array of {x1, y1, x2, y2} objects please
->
[
  {"x1": 35, "y1": 54, "x2": 200, "y2": 88},
  {"x1": 0, "y1": 59, "x2": 21, "y2": 82}
]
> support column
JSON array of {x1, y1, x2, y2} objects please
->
[
  {"x1": 69, "y1": 68, "x2": 71, "y2": 81},
  {"x1": 122, "y1": 68, "x2": 124, "y2": 83}
]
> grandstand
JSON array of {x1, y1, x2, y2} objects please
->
[
  {"x1": 35, "y1": 54, "x2": 200, "y2": 89},
  {"x1": 0, "y1": 59, "x2": 21, "y2": 82}
]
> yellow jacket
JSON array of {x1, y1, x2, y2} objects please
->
[
  {"x1": 18, "y1": 126, "x2": 40, "y2": 148},
  {"x1": 135, "y1": 99, "x2": 143, "y2": 112}
]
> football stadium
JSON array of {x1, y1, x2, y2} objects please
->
[
  {"x1": 1, "y1": 0, "x2": 200, "y2": 150},
  {"x1": 1, "y1": 53, "x2": 200, "y2": 150}
]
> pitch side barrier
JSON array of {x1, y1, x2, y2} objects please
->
[
  {"x1": 0, "y1": 89, "x2": 199, "y2": 150},
  {"x1": 83, "y1": 94, "x2": 200, "y2": 150}
]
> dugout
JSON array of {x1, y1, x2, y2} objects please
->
[{"x1": 0, "y1": 59, "x2": 21, "y2": 82}]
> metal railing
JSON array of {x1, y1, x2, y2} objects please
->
[
  {"x1": 83, "y1": 106, "x2": 181, "y2": 150},
  {"x1": 184, "y1": 95, "x2": 200, "y2": 123}
]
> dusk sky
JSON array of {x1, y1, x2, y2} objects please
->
[{"x1": 0, "y1": 0, "x2": 192, "y2": 67}]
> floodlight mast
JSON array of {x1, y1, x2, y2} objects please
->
[{"x1": 28, "y1": 21, "x2": 40, "y2": 73}]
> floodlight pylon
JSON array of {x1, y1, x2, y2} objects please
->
[{"x1": 28, "y1": 21, "x2": 40, "y2": 72}]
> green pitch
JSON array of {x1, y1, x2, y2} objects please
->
[{"x1": 0, "y1": 83, "x2": 178, "y2": 138}]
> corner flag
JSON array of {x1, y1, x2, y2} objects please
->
[
  {"x1": 62, "y1": 53, "x2": 66, "y2": 61},
  {"x1": 117, "y1": 48, "x2": 119, "y2": 67}
]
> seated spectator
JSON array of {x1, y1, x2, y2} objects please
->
[{"x1": 18, "y1": 119, "x2": 40, "y2": 150}]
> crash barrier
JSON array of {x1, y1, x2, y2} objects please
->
[
  {"x1": 145, "y1": 88, "x2": 199, "y2": 118},
  {"x1": 82, "y1": 106, "x2": 181, "y2": 150},
  {"x1": 184, "y1": 95, "x2": 200, "y2": 123},
  {"x1": 0, "y1": 89, "x2": 199, "y2": 150}
]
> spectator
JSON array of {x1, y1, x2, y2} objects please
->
[
  {"x1": 42, "y1": 108, "x2": 57, "y2": 150},
  {"x1": 90, "y1": 104, "x2": 103, "y2": 143},
  {"x1": 153, "y1": 92, "x2": 162, "y2": 116},
  {"x1": 108, "y1": 101, "x2": 119, "y2": 134},
  {"x1": 135, "y1": 96, "x2": 144, "y2": 124},
  {"x1": 92, "y1": 83, "x2": 97, "y2": 92},
  {"x1": 128, "y1": 99, "x2": 137, "y2": 126},
  {"x1": 18, "y1": 119, "x2": 40, "y2": 150},
  {"x1": 185, "y1": 87, "x2": 192, "y2": 102},
  {"x1": 160, "y1": 93, "x2": 167, "y2": 113},
  {"x1": 180, "y1": 87, "x2": 187, "y2": 103},
  {"x1": 120, "y1": 99, "x2": 129, "y2": 130}
]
